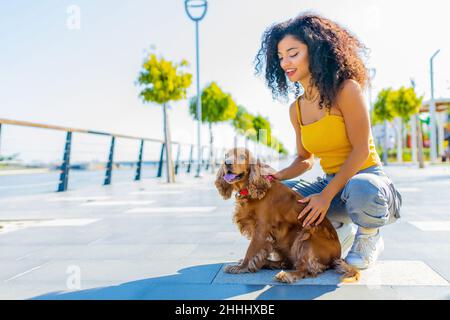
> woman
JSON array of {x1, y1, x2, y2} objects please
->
[{"x1": 254, "y1": 13, "x2": 402, "y2": 269}]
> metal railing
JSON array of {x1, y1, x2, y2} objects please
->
[
  {"x1": 0, "y1": 118, "x2": 283, "y2": 193},
  {"x1": 0, "y1": 118, "x2": 225, "y2": 192}
]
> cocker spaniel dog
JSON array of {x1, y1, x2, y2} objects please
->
[{"x1": 215, "y1": 148, "x2": 359, "y2": 284}]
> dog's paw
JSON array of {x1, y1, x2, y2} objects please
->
[
  {"x1": 262, "y1": 260, "x2": 283, "y2": 270},
  {"x1": 224, "y1": 264, "x2": 249, "y2": 274},
  {"x1": 280, "y1": 261, "x2": 293, "y2": 269},
  {"x1": 274, "y1": 270, "x2": 295, "y2": 284}
]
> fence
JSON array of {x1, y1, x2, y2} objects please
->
[{"x1": 0, "y1": 118, "x2": 281, "y2": 192}]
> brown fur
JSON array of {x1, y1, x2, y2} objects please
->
[{"x1": 215, "y1": 148, "x2": 360, "y2": 283}]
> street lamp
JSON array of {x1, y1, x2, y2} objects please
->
[
  {"x1": 410, "y1": 78, "x2": 425, "y2": 168},
  {"x1": 369, "y1": 67, "x2": 388, "y2": 165},
  {"x1": 367, "y1": 67, "x2": 387, "y2": 165},
  {"x1": 429, "y1": 49, "x2": 440, "y2": 162},
  {"x1": 367, "y1": 68, "x2": 385, "y2": 163},
  {"x1": 185, "y1": 0, "x2": 208, "y2": 178}
]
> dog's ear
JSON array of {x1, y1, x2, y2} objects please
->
[
  {"x1": 215, "y1": 165, "x2": 233, "y2": 200},
  {"x1": 248, "y1": 158, "x2": 271, "y2": 199}
]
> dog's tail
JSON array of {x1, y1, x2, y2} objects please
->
[{"x1": 331, "y1": 258, "x2": 360, "y2": 283}]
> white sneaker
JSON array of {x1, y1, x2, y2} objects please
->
[
  {"x1": 345, "y1": 229, "x2": 384, "y2": 269},
  {"x1": 332, "y1": 222, "x2": 356, "y2": 259}
]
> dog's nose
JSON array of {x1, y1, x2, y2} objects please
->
[{"x1": 225, "y1": 159, "x2": 233, "y2": 166}]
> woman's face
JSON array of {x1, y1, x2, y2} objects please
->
[{"x1": 277, "y1": 35, "x2": 309, "y2": 83}]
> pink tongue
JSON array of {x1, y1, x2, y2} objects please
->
[{"x1": 224, "y1": 173, "x2": 238, "y2": 183}]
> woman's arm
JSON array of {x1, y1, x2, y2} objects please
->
[
  {"x1": 274, "y1": 101, "x2": 314, "y2": 180},
  {"x1": 320, "y1": 79, "x2": 371, "y2": 202}
]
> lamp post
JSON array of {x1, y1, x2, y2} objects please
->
[
  {"x1": 370, "y1": 68, "x2": 387, "y2": 165},
  {"x1": 185, "y1": 0, "x2": 208, "y2": 178},
  {"x1": 410, "y1": 78, "x2": 425, "y2": 168},
  {"x1": 368, "y1": 68, "x2": 386, "y2": 163},
  {"x1": 429, "y1": 49, "x2": 440, "y2": 162}
]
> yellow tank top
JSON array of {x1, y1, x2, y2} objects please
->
[{"x1": 295, "y1": 97, "x2": 381, "y2": 174}]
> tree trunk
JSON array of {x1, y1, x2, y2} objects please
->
[
  {"x1": 416, "y1": 114, "x2": 425, "y2": 169},
  {"x1": 410, "y1": 115, "x2": 417, "y2": 163},
  {"x1": 395, "y1": 117, "x2": 403, "y2": 163},
  {"x1": 162, "y1": 103, "x2": 175, "y2": 183},
  {"x1": 208, "y1": 122, "x2": 215, "y2": 173},
  {"x1": 437, "y1": 112, "x2": 445, "y2": 158},
  {"x1": 383, "y1": 120, "x2": 389, "y2": 165}
]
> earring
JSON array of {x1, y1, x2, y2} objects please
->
[
  {"x1": 295, "y1": 82, "x2": 304, "y2": 98},
  {"x1": 294, "y1": 82, "x2": 300, "y2": 97}
]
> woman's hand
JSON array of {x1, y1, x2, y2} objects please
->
[
  {"x1": 260, "y1": 164, "x2": 277, "y2": 176},
  {"x1": 297, "y1": 193, "x2": 332, "y2": 227},
  {"x1": 271, "y1": 171, "x2": 283, "y2": 180},
  {"x1": 261, "y1": 165, "x2": 282, "y2": 180}
]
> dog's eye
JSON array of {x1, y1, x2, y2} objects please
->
[{"x1": 240, "y1": 154, "x2": 246, "y2": 160}]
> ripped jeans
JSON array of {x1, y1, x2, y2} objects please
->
[{"x1": 282, "y1": 165, "x2": 403, "y2": 229}]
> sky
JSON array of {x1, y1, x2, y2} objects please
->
[{"x1": 0, "y1": 0, "x2": 449, "y2": 164}]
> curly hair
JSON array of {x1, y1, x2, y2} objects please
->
[{"x1": 254, "y1": 12, "x2": 369, "y2": 109}]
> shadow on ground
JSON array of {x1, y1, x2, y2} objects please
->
[{"x1": 31, "y1": 263, "x2": 339, "y2": 300}]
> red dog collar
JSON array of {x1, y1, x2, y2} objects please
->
[{"x1": 237, "y1": 175, "x2": 276, "y2": 197}]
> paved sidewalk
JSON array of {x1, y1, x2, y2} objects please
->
[{"x1": 0, "y1": 163, "x2": 449, "y2": 300}]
